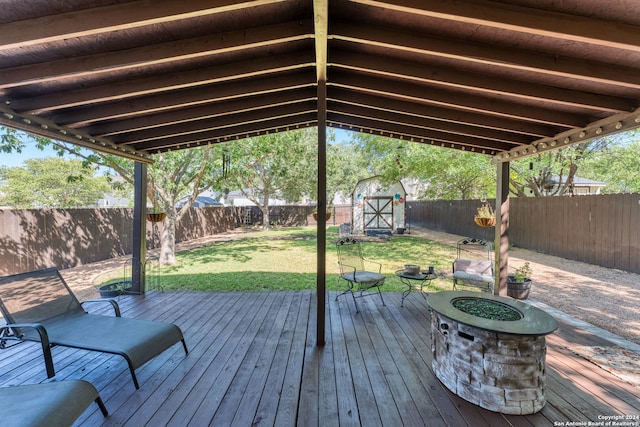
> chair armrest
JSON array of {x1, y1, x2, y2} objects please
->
[
  {"x1": 1, "y1": 323, "x2": 55, "y2": 378},
  {"x1": 362, "y1": 258, "x2": 382, "y2": 273},
  {"x1": 81, "y1": 299, "x2": 122, "y2": 317},
  {"x1": 338, "y1": 263, "x2": 358, "y2": 280}
]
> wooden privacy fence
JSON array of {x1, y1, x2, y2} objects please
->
[
  {"x1": 0, "y1": 205, "x2": 316, "y2": 276},
  {"x1": 3, "y1": 196, "x2": 639, "y2": 275},
  {"x1": 408, "y1": 193, "x2": 640, "y2": 274}
]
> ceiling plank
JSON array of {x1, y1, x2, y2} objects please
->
[
  {"x1": 112, "y1": 100, "x2": 318, "y2": 144},
  {"x1": 0, "y1": 20, "x2": 314, "y2": 89},
  {"x1": 328, "y1": 89, "x2": 557, "y2": 137},
  {"x1": 353, "y1": 0, "x2": 640, "y2": 51},
  {"x1": 328, "y1": 101, "x2": 532, "y2": 144},
  {"x1": 330, "y1": 21, "x2": 640, "y2": 90},
  {"x1": 131, "y1": 112, "x2": 318, "y2": 151},
  {"x1": 330, "y1": 49, "x2": 635, "y2": 113},
  {"x1": 85, "y1": 87, "x2": 317, "y2": 137},
  {"x1": 12, "y1": 52, "x2": 315, "y2": 114},
  {"x1": 330, "y1": 71, "x2": 588, "y2": 128},
  {"x1": 328, "y1": 113, "x2": 514, "y2": 152},
  {"x1": 0, "y1": 0, "x2": 286, "y2": 51},
  {"x1": 55, "y1": 71, "x2": 316, "y2": 128}
]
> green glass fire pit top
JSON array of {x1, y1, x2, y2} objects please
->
[{"x1": 452, "y1": 297, "x2": 523, "y2": 321}]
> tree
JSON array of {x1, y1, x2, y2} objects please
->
[
  {"x1": 580, "y1": 131, "x2": 640, "y2": 193},
  {"x1": 509, "y1": 137, "x2": 615, "y2": 197},
  {"x1": 0, "y1": 126, "x2": 226, "y2": 265},
  {"x1": 354, "y1": 133, "x2": 496, "y2": 200},
  {"x1": 221, "y1": 129, "x2": 318, "y2": 228},
  {"x1": 84, "y1": 147, "x2": 226, "y2": 265},
  {"x1": 0, "y1": 157, "x2": 109, "y2": 208},
  {"x1": 326, "y1": 142, "x2": 372, "y2": 203}
]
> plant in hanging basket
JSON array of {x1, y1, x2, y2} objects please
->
[
  {"x1": 312, "y1": 206, "x2": 332, "y2": 221},
  {"x1": 474, "y1": 202, "x2": 496, "y2": 227},
  {"x1": 146, "y1": 212, "x2": 166, "y2": 222},
  {"x1": 146, "y1": 207, "x2": 166, "y2": 222}
]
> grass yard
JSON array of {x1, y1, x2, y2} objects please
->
[{"x1": 153, "y1": 226, "x2": 458, "y2": 293}]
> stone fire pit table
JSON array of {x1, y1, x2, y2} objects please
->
[{"x1": 427, "y1": 291, "x2": 558, "y2": 415}]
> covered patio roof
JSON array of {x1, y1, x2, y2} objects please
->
[{"x1": 1, "y1": 0, "x2": 639, "y2": 163}]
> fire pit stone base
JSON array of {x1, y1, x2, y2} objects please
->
[{"x1": 431, "y1": 310, "x2": 547, "y2": 414}]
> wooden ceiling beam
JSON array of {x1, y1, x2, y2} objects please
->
[
  {"x1": 327, "y1": 113, "x2": 514, "y2": 152},
  {"x1": 13, "y1": 52, "x2": 315, "y2": 114},
  {"x1": 330, "y1": 21, "x2": 640, "y2": 90},
  {"x1": 329, "y1": 49, "x2": 635, "y2": 113},
  {"x1": 84, "y1": 87, "x2": 317, "y2": 137},
  {"x1": 352, "y1": 0, "x2": 640, "y2": 51},
  {"x1": 329, "y1": 71, "x2": 587, "y2": 128},
  {"x1": 0, "y1": 0, "x2": 285, "y2": 51},
  {"x1": 55, "y1": 71, "x2": 316, "y2": 128},
  {"x1": 328, "y1": 101, "x2": 531, "y2": 145},
  {"x1": 328, "y1": 89, "x2": 556, "y2": 137},
  {"x1": 112, "y1": 100, "x2": 317, "y2": 144},
  {"x1": 131, "y1": 112, "x2": 317, "y2": 152},
  {"x1": 0, "y1": 20, "x2": 314, "y2": 89}
]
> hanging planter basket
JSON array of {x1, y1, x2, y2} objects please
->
[
  {"x1": 474, "y1": 216, "x2": 496, "y2": 227},
  {"x1": 313, "y1": 212, "x2": 331, "y2": 221},
  {"x1": 146, "y1": 212, "x2": 166, "y2": 222}
]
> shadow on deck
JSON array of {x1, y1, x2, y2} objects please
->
[{"x1": 0, "y1": 291, "x2": 638, "y2": 426}]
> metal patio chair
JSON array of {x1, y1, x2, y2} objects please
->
[
  {"x1": 0, "y1": 268, "x2": 188, "y2": 389},
  {"x1": 336, "y1": 237, "x2": 386, "y2": 312},
  {"x1": 452, "y1": 238, "x2": 495, "y2": 293}
]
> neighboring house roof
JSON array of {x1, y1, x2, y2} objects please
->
[
  {"x1": 175, "y1": 195, "x2": 223, "y2": 208},
  {"x1": 545, "y1": 175, "x2": 606, "y2": 195},
  {"x1": 548, "y1": 176, "x2": 606, "y2": 187}
]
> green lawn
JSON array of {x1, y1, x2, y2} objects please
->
[{"x1": 152, "y1": 226, "x2": 458, "y2": 293}]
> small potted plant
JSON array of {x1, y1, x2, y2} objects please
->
[
  {"x1": 507, "y1": 262, "x2": 532, "y2": 300},
  {"x1": 474, "y1": 202, "x2": 496, "y2": 227}
]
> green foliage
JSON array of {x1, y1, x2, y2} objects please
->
[
  {"x1": 509, "y1": 136, "x2": 620, "y2": 197},
  {"x1": 0, "y1": 157, "x2": 109, "y2": 208},
  {"x1": 222, "y1": 129, "x2": 318, "y2": 204},
  {"x1": 513, "y1": 262, "x2": 532, "y2": 282},
  {"x1": 475, "y1": 202, "x2": 495, "y2": 219},
  {"x1": 326, "y1": 142, "x2": 372, "y2": 203},
  {"x1": 580, "y1": 132, "x2": 640, "y2": 193},
  {"x1": 353, "y1": 133, "x2": 496, "y2": 200}
]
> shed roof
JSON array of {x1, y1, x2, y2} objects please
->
[{"x1": 1, "y1": 0, "x2": 639, "y2": 163}]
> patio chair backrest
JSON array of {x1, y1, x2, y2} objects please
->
[
  {"x1": 336, "y1": 237, "x2": 365, "y2": 274},
  {"x1": 0, "y1": 268, "x2": 84, "y2": 327},
  {"x1": 456, "y1": 238, "x2": 492, "y2": 261}
]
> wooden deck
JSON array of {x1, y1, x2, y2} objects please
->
[{"x1": 1, "y1": 290, "x2": 638, "y2": 426}]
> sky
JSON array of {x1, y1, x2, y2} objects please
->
[
  {"x1": 1, "y1": 143, "x2": 61, "y2": 168},
  {"x1": 0, "y1": 127, "x2": 358, "y2": 169}
]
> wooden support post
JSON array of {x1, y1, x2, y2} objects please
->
[
  {"x1": 494, "y1": 161, "x2": 510, "y2": 295},
  {"x1": 315, "y1": 0, "x2": 328, "y2": 347},
  {"x1": 316, "y1": 79, "x2": 327, "y2": 346},
  {"x1": 132, "y1": 162, "x2": 147, "y2": 295}
]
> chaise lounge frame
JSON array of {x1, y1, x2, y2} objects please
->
[{"x1": 0, "y1": 268, "x2": 188, "y2": 389}]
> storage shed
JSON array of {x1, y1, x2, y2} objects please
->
[{"x1": 351, "y1": 177, "x2": 406, "y2": 235}]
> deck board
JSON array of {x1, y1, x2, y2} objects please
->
[{"x1": 0, "y1": 290, "x2": 638, "y2": 426}]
